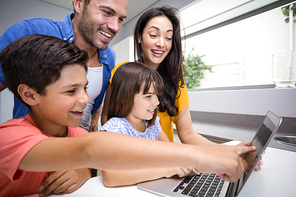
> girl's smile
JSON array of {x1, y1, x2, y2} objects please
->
[{"x1": 126, "y1": 83, "x2": 159, "y2": 130}]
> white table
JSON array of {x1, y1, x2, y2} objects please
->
[
  {"x1": 24, "y1": 145, "x2": 296, "y2": 197},
  {"x1": 56, "y1": 146, "x2": 296, "y2": 197}
]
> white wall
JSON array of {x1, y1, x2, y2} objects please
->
[
  {"x1": 188, "y1": 88, "x2": 296, "y2": 118},
  {"x1": 112, "y1": 36, "x2": 134, "y2": 65},
  {"x1": 0, "y1": 0, "x2": 72, "y2": 123}
]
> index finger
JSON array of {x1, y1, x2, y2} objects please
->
[
  {"x1": 39, "y1": 171, "x2": 66, "y2": 192},
  {"x1": 235, "y1": 145, "x2": 256, "y2": 155}
]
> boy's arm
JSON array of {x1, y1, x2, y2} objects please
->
[{"x1": 18, "y1": 132, "x2": 255, "y2": 183}]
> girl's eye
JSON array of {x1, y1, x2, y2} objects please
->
[
  {"x1": 67, "y1": 89, "x2": 76, "y2": 94},
  {"x1": 149, "y1": 34, "x2": 157, "y2": 38},
  {"x1": 166, "y1": 37, "x2": 172, "y2": 41},
  {"x1": 145, "y1": 95, "x2": 152, "y2": 98}
]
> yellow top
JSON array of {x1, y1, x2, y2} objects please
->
[{"x1": 110, "y1": 61, "x2": 190, "y2": 142}]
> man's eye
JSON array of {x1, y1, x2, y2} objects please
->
[
  {"x1": 103, "y1": 10, "x2": 112, "y2": 16},
  {"x1": 119, "y1": 17, "x2": 125, "y2": 23}
]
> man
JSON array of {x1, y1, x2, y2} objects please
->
[{"x1": 0, "y1": 0, "x2": 127, "y2": 195}]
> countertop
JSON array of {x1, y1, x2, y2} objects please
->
[{"x1": 174, "y1": 121, "x2": 296, "y2": 152}]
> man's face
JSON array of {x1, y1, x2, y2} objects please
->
[{"x1": 77, "y1": 0, "x2": 127, "y2": 50}]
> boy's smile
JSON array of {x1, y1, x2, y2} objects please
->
[{"x1": 30, "y1": 64, "x2": 89, "y2": 136}]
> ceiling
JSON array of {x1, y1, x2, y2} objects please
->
[{"x1": 41, "y1": 0, "x2": 159, "y2": 24}]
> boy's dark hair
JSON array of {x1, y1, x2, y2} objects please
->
[
  {"x1": 0, "y1": 34, "x2": 89, "y2": 108},
  {"x1": 108, "y1": 62, "x2": 164, "y2": 127}
]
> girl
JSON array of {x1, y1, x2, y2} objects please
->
[{"x1": 100, "y1": 62, "x2": 196, "y2": 187}]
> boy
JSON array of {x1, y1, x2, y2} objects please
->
[{"x1": 0, "y1": 35, "x2": 255, "y2": 196}]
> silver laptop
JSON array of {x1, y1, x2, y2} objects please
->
[{"x1": 137, "y1": 110, "x2": 282, "y2": 197}]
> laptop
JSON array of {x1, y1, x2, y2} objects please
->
[{"x1": 137, "y1": 110, "x2": 282, "y2": 197}]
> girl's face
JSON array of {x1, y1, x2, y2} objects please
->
[
  {"x1": 139, "y1": 16, "x2": 173, "y2": 69},
  {"x1": 127, "y1": 83, "x2": 160, "y2": 123},
  {"x1": 33, "y1": 65, "x2": 89, "y2": 136}
]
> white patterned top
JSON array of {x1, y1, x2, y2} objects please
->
[{"x1": 99, "y1": 117, "x2": 161, "y2": 140}]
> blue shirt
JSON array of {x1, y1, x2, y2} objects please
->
[
  {"x1": 0, "y1": 13, "x2": 115, "y2": 118},
  {"x1": 100, "y1": 117, "x2": 161, "y2": 140}
]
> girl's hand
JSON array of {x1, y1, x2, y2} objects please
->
[{"x1": 164, "y1": 167, "x2": 199, "y2": 178}]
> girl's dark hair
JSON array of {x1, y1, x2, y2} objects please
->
[
  {"x1": 0, "y1": 34, "x2": 89, "y2": 109},
  {"x1": 108, "y1": 62, "x2": 164, "y2": 127},
  {"x1": 134, "y1": 6, "x2": 185, "y2": 117}
]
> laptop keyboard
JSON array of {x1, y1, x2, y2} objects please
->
[{"x1": 173, "y1": 173, "x2": 225, "y2": 197}]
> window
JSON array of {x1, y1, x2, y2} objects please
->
[{"x1": 180, "y1": 0, "x2": 296, "y2": 89}]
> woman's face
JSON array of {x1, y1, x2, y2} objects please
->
[{"x1": 139, "y1": 16, "x2": 173, "y2": 70}]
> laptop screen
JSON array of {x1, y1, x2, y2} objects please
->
[{"x1": 236, "y1": 110, "x2": 282, "y2": 196}]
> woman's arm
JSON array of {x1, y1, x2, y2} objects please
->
[
  {"x1": 176, "y1": 105, "x2": 216, "y2": 146},
  {"x1": 18, "y1": 131, "x2": 255, "y2": 183}
]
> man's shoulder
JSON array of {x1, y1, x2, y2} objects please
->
[{"x1": 101, "y1": 46, "x2": 116, "y2": 60}]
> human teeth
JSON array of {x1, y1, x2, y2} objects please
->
[
  {"x1": 99, "y1": 30, "x2": 111, "y2": 38},
  {"x1": 152, "y1": 50, "x2": 164, "y2": 54}
]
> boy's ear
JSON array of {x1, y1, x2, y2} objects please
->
[{"x1": 17, "y1": 84, "x2": 38, "y2": 106}]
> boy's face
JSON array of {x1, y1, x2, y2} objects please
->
[{"x1": 33, "y1": 64, "x2": 89, "y2": 132}]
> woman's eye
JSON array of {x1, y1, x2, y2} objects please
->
[
  {"x1": 166, "y1": 37, "x2": 172, "y2": 41},
  {"x1": 149, "y1": 34, "x2": 157, "y2": 38}
]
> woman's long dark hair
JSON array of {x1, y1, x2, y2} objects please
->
[{"x1": 134, "y1": 6, "x2": 184, "y2": 117}]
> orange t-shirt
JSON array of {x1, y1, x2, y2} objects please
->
[{"x1": 0, "y1": 114, "x2": 88, "y2": 197}]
